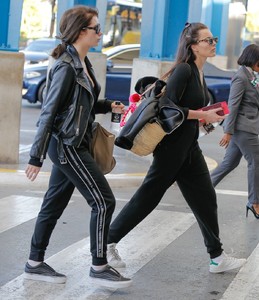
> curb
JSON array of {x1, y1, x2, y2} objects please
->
[
  {"x1": 0, "y1": 156, "x2": 217, "y2": 189},
  {"x1": 0, "y1": 170, "x2": 145, "y2": 188}
]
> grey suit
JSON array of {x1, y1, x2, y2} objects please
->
[{"x1": 211, "y1": 66, "x2": 259, "y2": 206}]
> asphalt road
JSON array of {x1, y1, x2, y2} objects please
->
[{"x1": 0, "y1": 100, "x2": 259, "y2": 300}]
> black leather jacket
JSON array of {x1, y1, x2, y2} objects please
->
[{"x1": 29, "y1": 45, "x2": 112, "y2": 166}]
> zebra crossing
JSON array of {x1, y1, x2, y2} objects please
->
[
  {"x1": 0, "y1": 196, "x2": 43, "y2": 233},
  {"x1": 0, "y1": 196, "x2": 196, "y2": 299},
  {"x1": 0, "y1": 191, "x2": 258, "y2": 300},
  {"x1": 221, "y1": 244, "x2": 259, "y2": 300}
]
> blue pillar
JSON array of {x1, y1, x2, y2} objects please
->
[
  {"x1": 0, "y1": 0, "x2": 23, "y2": 51},
  {"x1": 188, "y1": 0, "x2": 202, "y2": 22},
  {"x1": 201, "y1": 0, "x2": 230, "y2": 56},
  {"x1": 75, "y1": 0, "x2": 96, "y2": 5},
  {"x1": 0, "y1": 0, "x2": 10, "y2": 50},
  {"x1": 211, "y1": 0, "x2": 230, "y2": 56},
  {"x1": 201, "y1": 0, "x2": 213, "y2": 25},
  {"x1": 140, "y1": 0, "x2": 231, "y2": 59},
  {"x1": 141, "y1": 0, "x2": 189, "y2": 61}
]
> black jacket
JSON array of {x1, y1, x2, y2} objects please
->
[{"x1": 29, "y1": 45, "x2": 112, "y2": 166}]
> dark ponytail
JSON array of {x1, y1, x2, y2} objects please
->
[{"x1": 51, "y1": 43, "x2": 67, "y2": 59}]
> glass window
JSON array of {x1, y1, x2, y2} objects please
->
[
  {"x1": 25, "y1": 40, "x2": 56, "y2": 52},
  {"x1": 109, "y1": 49, "x2": 140, "y2": 65}
]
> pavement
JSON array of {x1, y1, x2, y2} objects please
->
[
  {"x1": 3, "y1": 109, "x2": 236, "y2": 300},
  {"x1": 2, "y1": 147, "x2": 259, "y2": 300},
  {"x1": 0, "y1": 110, "x2": 218, "y2": 189},
  {"x1": 0, "y1": 151, "x2": 217, "y2": 188},
  {"x1": 3, "y1": 127, "x2": 259, "y2": 299}
]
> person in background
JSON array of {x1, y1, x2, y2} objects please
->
[
  {"x1": 107, "y1": 22, "x2": 246, "y2": 273},
  {"x1": 23, "y1": 6, "x2": 131, "y2": 289},
  {"x1": 210, "y1": 44, "x2": 259, "y2": 219}
]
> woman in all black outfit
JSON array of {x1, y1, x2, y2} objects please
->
[
  {"x1": 24, "y1": 6, "x2": 131, "y2": 289},
  {"x1": 107, "y1": 22, "x2": 246, "y2": 273}
]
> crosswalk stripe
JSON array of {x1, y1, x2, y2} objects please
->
[
  {"x1": 215, "y1": 189, "x2": 248, "y2": 197},
  {"x1": 0, "y1": 210, "x2": 196, "y2": 299},
  {"x1": 0, "y1": 196, "x2": 42, "y2": 233},
  {"x1": 19, "y1": 144, "x2": 33, "y2": 154},
  {"x1": 1, "y1": 193, "x2": 256, "y2": 299},
  {"x1": 221, "y1": 243, "x2": 259, "y2": 300},
  {"x1": 20, "y1": 130, "x2": 37, "y2": 133}
]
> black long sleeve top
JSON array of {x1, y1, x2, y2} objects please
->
[{"x1": 165, "y1": 62, "x2": 211, "y2": 141}]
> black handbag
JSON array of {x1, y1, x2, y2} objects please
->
[{"x1": 115, "y1": 78, "x2": 185, "y2": 156}]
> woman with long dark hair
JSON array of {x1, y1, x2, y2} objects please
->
[
  {"x1": 23, "y1": 6, "x2": 131, "y2": 289},
  {"x1": 107, "y1": 22, "x2": 246, "y2": 273}
]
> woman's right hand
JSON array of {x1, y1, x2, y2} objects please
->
[
  {"x1": 111, "y1": 101, "x2": 125, "y2": 114},
  {"x1": 203, "y1": 108, "x2": 226, "y2": 124},
  {"x1": 187, "y1": 107, "x2": 226, "y2": 123}
]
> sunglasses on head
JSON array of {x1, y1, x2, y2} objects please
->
[
  {"x1": 82, "y1": 23, "x2": 101, "y2": 34},
  {"x1": 197, "y1": 37, "x2": 218, "y2": 45}
]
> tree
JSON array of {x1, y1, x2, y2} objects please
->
[
  {"x1": 48, "y1": 0, "x2": 57, "y2": 38},
  {"x1": 20, "y1": 0, "x2": 56, "y2": 43}
]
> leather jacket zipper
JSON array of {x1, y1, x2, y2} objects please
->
[
  {"x1": 75, "y1": 105, "x2": 83, "y2": 136},
  {"x1": 77, "y1": 114, "x2": 89, "y2": 147},
  {"x1": 75, "y1": 78, "x2": 94, "y2": 147},
  {"x1": 40, "y1": 132, "x2": 50, "y2": 162}
]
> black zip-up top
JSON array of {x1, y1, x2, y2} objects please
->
[{"x1": 29, "y1": 45, "x2": 112, "y2": 167}]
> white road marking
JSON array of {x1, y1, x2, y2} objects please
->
[
  {"x1": 19, "y1": 144, "x2": 33, "y2": 154},
  {"x1": 215, "y1": 189, "x2": 248, "y2": 197},
  {"x1": 20, "y1": 130, "x2": 37, "y2": 133},
  {"x1": 221, "y1": 243, "x2": 259, "y2": 300},
  {"x1": 0, "y1": 210, "x2": 196, "y2": 299},
  {"x1": 24, "y1": 188, "x2": 249, "y2": 210},
  {"x1": 0, "y1": 196, "x2": 42, "y2": 233},
  {"x1": 0, "y1": 190, "x2": 255, "y2": 299}
]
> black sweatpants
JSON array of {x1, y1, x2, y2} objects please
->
[
  {"x1": 108, "y1": 131, "x2": 223, "y2": 259},
  {"x1": 29, "y1": 137, "x2": 115, "y2": 266}
]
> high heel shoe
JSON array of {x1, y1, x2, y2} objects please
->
[{"x1": 246, "y1": 205, "x2": 259, "y2": 219}]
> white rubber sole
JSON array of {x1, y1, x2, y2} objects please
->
[
  {"x1": 89, "y1": 277, "x2": 132, "y2": 289},
  {"x1": 23, "y1": 272, "x2": 67, "y2": 284}
]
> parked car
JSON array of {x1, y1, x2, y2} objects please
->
[
  {"x1": 104, "y1": 44, "x2": 140, "y2": 103},
  {"x1": 22, "y1": 44, "x2": 140, "y2": 104},
  {"x1": 22, "y1": 44, "x2": 234, "y2": 105},
  {"x1": 20, "y1": 38, "x2": 59, "y2": 64},
  {"x1": 23, "y1": 60, "x2": 49, "y2": 103},
  {"x1": 203, "y1": 62, "x2": 235, "y2": 103}
]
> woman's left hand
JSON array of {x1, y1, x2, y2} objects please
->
[
  {"x1": 25, "y1": 164, "x2": 41, "y2": 181},
  {"x1": 219, "y1": 133, "x2": 232, "y2": 148},
  {"x1": 111, "y1": 101, "x2": 125, "y2": 114}
]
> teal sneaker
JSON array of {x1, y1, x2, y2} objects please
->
[{"x1": 209, "y1": 252, "x2": 246, "y2": 273}]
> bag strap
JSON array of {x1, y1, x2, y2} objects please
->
[{"x1": 140, "y1": 69, "x2": 173, "y2": 97}]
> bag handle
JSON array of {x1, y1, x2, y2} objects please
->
[{"x1": 140, "y1": 69, "x2": 173, "y2": 97}]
